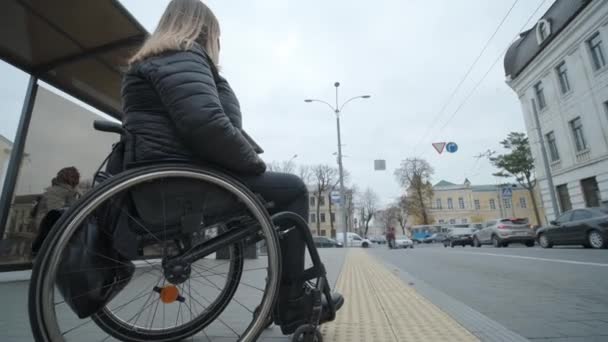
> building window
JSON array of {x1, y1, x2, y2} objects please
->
[
  {"x1": 436, "y1": 198, "x2": 442, "y2": 209},
  {"x1": 520, "y1": 197, "x2": 527, "y2": 209},
  {"x1": 534, "y1": 81, "x2": 546, "y2": 110},
  {"x1": 556, "y1": 184, "x2": 572, "y2": 212},
  {"x1": 310, "y1": 214, "x2": 316, "y2": 223},
  {"x1": 330, "y1": 212, "x2": 336, "y2": 223},
  {"x1": 320, "y1": 230, "x2": 326, "y2": 236},
  {"x1": 449, "y1": 219, "x2": 456, "y2": 224},
  {"x1": 536, "y1": 19, "x2": 551, "y2": 44},
  {"x1": 319, "y1": 196, "x2": 325, "y2": 206},
  {"x1": 309, "y1": 196, "x2": 315, "y2": 207},
  {"x1": 320, "y1": 213, "x2": 326, "y2": 223},
  {"x1": 458, "y1": 197, "x2": 465, "y2": 209},
  {"x1": 569, "y1": 117, "x2": 587, "y2": 152},
  {"x1": 588, "y1": 32, "x2": 606, "y2": 70},
  {"x1": 438, "y1": 219, "x2": 445, "y2": 224},
  {"x1": 581, "y1": 177, "x2": 601, "y2": 207},
  {"x1": 474, "y1": 199, "x2": 480, "y2": 210},
  {"x1": 545, "y1": 131, "x2": 560, "y2": 162},
  {"x1": 555, "y1": 61, "x2": 571, "y2": 94},
  {"x1": 604, "y1": 101, "x2": 608, "y2": 121},
  {"x1": 489, "y1": 199, "x2": 496, "y2": 210},
  {"x1": 462, "y1": 218, "x2": 468, "y2": 224},
  {"x1": 503, "y1": 198, "x2": 512, "y2": 209},
  {"x1": 447, "y1": 198, "x2": 453, "y2": 209}
]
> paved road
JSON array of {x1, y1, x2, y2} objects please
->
[{"x1": 371, "y1": 244, "x2": 608, "y2": 341}]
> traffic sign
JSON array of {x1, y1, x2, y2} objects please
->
[
  {"x1": 432, "y1": 142, "x2": 446, "y2": 154},
  {"x1": 374, "y1": 159, "x2": 386, "y2": 171},
  {"x1": 501, "y1": 187, "x2": 513, "y2": 198},
  {"x1": 446, "y1": 142, "x2": 458, "y2": 153},
  {"x1": 330, "y1": 191, "x2": 341, "y2": 204}
]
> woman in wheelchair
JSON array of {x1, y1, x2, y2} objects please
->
[{"x1": 27, "y1": 1, "x2": 342, "y2": 341}]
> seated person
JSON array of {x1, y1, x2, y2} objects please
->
[{"x1": 121, "y1": 0, "x2": 343, "y2": 333}]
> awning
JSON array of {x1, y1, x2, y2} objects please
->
[{"x1": 0, "y1": 0, "x2": 148, "y2": 119}]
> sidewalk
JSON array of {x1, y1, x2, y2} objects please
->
[
  {"x1": 321, "y1": 249, "x2": 479, "y2": 342},
  {"x1": 0, "y1": 248, "x2": 480, "y2": 341}
]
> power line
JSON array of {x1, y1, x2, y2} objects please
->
[
  {"x1": 411, "y1": 0, "x2": 521, "y2": 155},
  {"x1": 421, "y1": 0, "x2": 550, "y2": 157}
]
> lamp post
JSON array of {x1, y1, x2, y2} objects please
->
[{"x1": 305, "y1": 82, "x2": 370, "y2": 247}]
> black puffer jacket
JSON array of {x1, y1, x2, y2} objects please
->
[{"x1": 121, "y1": 44, "x2": 265, "y2": 175}]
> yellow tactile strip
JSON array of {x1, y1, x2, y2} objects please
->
[{"x1": 321, "y1": 249, "x2": 479, "y2": 342}]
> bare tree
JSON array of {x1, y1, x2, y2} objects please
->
[
  {"x1": 394, "y1": 158, "x2": 434, "y2": 225},
  {"x1": 311, "y1": 165, "x2": 338, "y2": 235},
  {"x1": 358, "y1": 188, "x2": 379, "y2": 237},
  {"x1": 395, "y1": 195, "x2": 409, "y2": 235},
  {"x1": 267, "y1": 160, "x2": 296, "y2": 174},
  {"x1": 376, "y1": 207, "x2": 398, "y2": 232},
  {"x1": 298, "y1": 165, "x2": 312, "y2": 184}
]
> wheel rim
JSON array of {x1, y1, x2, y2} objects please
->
[
  {"x1": 31, "y1": 167, "x2": 281, "y2": 342},
  {"x1": 589, "y1": 231, "x2": 603, "y2": 248},
  {"x1": 539, "y1": 235, "x2": 548, "y2": 247}
]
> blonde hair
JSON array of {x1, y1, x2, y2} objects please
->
[{"x1": 130, "y1": 0, "x2": 220, "y2": 65}]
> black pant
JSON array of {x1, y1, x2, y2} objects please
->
[{"x1": 239, "y1": 172, "x2": 308, "y2": 286}]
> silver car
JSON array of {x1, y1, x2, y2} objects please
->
[{"x1": 473, "y1": 218, "x2": 535, "y2": 248}]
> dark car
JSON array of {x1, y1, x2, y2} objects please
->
[
  {"x1": 536, "y1": 207, "x2": 608, "y2": 249},
  {"x1": 443, "y1": 228, "x2": 476, "y2": 247},
  {"x1": 313, "y1": 236, "x2": 343, "y2": 248}
]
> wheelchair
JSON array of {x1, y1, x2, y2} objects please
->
[{"x1": 28, "y1": 121, "x2": 336, "y2": 342}]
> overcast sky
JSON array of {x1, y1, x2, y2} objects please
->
[{"x1": 0, "y1": 0, "x2": 555, "y2": 206}]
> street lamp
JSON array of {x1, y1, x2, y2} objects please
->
[{"x1": 305, "y1": 82, "x2": 371, "y2": 247}]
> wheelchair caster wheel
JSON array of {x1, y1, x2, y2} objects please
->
[
  {"x1": 292, "y1": 324, "x2": 323, "y2": 342},
  {"x1": 253, "y1": 305, "x2": 273, "y2": 329}
]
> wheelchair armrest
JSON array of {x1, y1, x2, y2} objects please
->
[{"x1": 94, "y1": 120, "x2": 125, "y2": 135}]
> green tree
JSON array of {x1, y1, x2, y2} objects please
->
[{"x1": 490, "y1": 132, "x2": 542, "y2": 225}]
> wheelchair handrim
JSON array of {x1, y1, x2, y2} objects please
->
[{"x1": 34, "y1": 167, "x2": 281, "y2": 342}]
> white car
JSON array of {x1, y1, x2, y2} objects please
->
[
  {"x1": 394, "y1": 236, "x2": 414, "y2": 249},
  {"x1": 336, "y1": 232, "x2": 373, "y2": 248}
]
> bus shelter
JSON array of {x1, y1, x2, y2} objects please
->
[{"x1": 0, "y1": 0, "x2": 147, "y2": 270}]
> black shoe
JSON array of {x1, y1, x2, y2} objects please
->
[{"x1": 276, "y1": 285, "x2": 345, "y2": 335}]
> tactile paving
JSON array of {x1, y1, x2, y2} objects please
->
[{"x1": 321, "y1": 249, "x2": 479, "y2": 341}]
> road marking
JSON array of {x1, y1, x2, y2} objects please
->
[{"x1": 451, "y1": 251, "x2": 608, "y2": 267}]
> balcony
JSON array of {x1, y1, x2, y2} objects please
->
[{"x1": 575, "y1": 149, "x2": 591, "y2": 163}]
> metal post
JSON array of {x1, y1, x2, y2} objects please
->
[
  {"x1": 532, "y1": 99, "x2": 560, "y2": 220},
  {"x1": 0, "y1": 76, "x2": 39, "y2": 239},
  {"x1": 335, "y1": 82, "x2": 348, "y2": 247}
]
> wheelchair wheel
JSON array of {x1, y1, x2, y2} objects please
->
[{"x1": 28, "y1": 165, "x2": 281, "y2": 342}]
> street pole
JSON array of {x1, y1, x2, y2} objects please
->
[
  {"x1": 334, "y1": 82, "x2": 348, "y2": 247},
  {"x1": 304, "y1": 83, "x2": 371, "y2": 247},
  {"x1": 532, "y1": 99, "x2": 560, "y2": 221}
]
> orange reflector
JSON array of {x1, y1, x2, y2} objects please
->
[{"x1": 160, "y1": 285, "x2": 179, "y2": 304}]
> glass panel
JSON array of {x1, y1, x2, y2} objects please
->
[
  {"x1": 0, "y1": 62, "x2": 30, "y2": 195},
  {"x1": 557, "y1": 184, "x2": 572, "y2": 212},
  {"x1": 581, "y1": 177, "x2": 600, "y2": 207},
  {"x1": 1, "y1": 86, "x2": 119, "y2": 267}
]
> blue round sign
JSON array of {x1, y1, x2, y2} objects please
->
[{"x1": 446, "y1": 142, "x2": 458, "y2": 153}]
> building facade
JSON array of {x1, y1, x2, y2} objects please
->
[
  {"x1": 428, "y1": 180, "x2": 545, "y2": 226},
  {"x1": 306, "y1": 187, "x2": 355, "y2": 238},
  {"x1": 505, "y1": 0, "x2": 608, "y2": 220}
]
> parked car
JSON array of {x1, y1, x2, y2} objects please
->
[
  {"x1": 369, "y1": 236, "x2": 387, "y2": 245},
  {"x1": 536, "y1": 207, "x2": 608, "y2": 249},
  {"x1": 394, "y1": 236, "x2": 414, "y2": 249},
  {"x1": 335, "y1": 232, "x2": 372, "y2": 248},
  {"x1": 412, "y1": 232, "x2": 431, "y2": 244},
  {"x1": 443, "y1": 228, "x2": 476, "y2": 247},
  {"x1": 473, "y1": 218, "x2": 535, "y2": 248},
  {"x1": 423, "y1": 233, "x2": 447, "y2": 243},
  {"x1": 313, "y1": 236, "x2": 343, "y2": 248}
]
